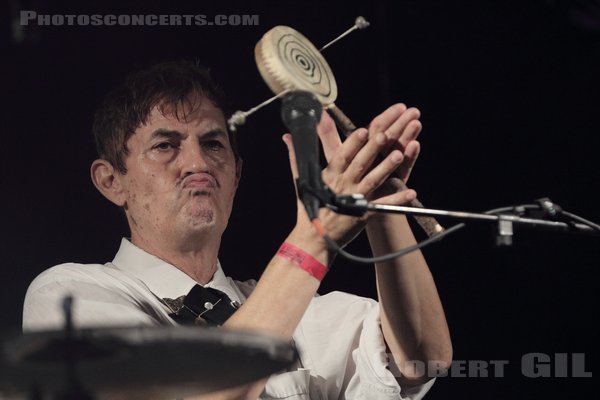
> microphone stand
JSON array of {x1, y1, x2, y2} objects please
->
[{"x1": 328, "y1": 194, "x2": 598, "y2": 246}]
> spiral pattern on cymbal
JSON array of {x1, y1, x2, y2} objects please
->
[{"x1": 255, "y1": 26, "x2": 337, "y2": 105}]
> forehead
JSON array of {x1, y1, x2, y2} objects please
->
[{"x1": 138, "y1": 96, "x2": 227, "y2": 137}]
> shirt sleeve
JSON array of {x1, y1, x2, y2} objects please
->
[
  {"x1": 23, "y1": 264, "x2": 164, "y2": 332},
  {"x1": 293, "y1": 291, "x2": 435, "y2": 400}
]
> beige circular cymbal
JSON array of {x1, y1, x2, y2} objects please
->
[
  {"x1": 255, "y1": 25, "x2": 338, "y2": 106},
  {"x1": 0, "y1": 326, "x2": 297, "y2": 400}
]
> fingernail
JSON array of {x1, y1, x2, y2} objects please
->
[
  {"x1": 407, "y1": 190, "x2": 416, "y2": 200},
  {"x1": 391, "y1": 150, "x2": 403, "y2": 163},
  {"x1": 358, "y1": 129, "x2": 368, "y2": 140}
]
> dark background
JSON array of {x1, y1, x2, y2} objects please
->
[{"x1": 2, "y1": 0, "x2": 597, "y2": 398}]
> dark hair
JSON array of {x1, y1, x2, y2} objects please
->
[{"x1": 92, "y1": 59, "x2": 239, "y2": 174}]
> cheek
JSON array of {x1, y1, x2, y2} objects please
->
[
  {"x1": 222, "y1": 175, "x2": 240, "y2": 216},
  {"x1": 126, "y1": 173, "x2": 172, "y2": 213},
  {"x1": 222, "y1": 167, "x2": 240, "y2": 197}
]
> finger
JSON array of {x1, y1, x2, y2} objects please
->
[
  {"x1": 316, "y1": 111, "x2": 342, "y2": 162},
  {"x1": 357, "y1": 149, "x2": 404, "y2": 195},
  {"x1": 345, "y1": 132, "x2": 390, "y2": 183},
  {"x1": 383, "y1": 107, "x2": 422, "y2": 152},
  {"x1": 281, "y1": 133, "x2": 299, "y2": 180},
  {"x1": 326, "y1": 128, "x2": 369, "y2": 175},
  {"x1": 397, "y1": 118, "x2": 422, "y2": 150},
  {"x1": 397, "y1": 140, "x2": 421, "y2": 182},
  {"x1": 368, "y1": 103, "x2": 407, "y2": 136}
]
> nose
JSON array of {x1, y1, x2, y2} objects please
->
[{"x1": 179, "y1": 142, "x2": 209, "y2": 176}]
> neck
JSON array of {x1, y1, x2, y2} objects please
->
[{"x1": 131, "y1": 230, "x2": 222, "y2": 285}]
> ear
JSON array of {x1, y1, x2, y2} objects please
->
[{"x1": 91, "y1": 159, "x2": 127, "y2": 207}]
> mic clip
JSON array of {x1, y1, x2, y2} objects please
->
[
  {"x1": 297, "y1": 181, "x2": 368, "y2": 219},
  {"x1": 329, "y1": 194, "x2": 368, "y2": 217}
]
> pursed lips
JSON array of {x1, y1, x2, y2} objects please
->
[{"x1": 182, "y1": 173, "x2": 217, "y2": 190}]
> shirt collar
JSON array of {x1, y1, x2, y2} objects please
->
[{"x1": 111, "y1": 238, "x2": 234, "y2": 300}]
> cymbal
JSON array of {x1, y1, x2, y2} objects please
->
[{"x1": 0, "y1": 325, "x2": 297, "y2": 399}]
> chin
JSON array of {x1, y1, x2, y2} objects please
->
[{"x1": 184, "y1": 209, "x2": 215, "y2": 225}]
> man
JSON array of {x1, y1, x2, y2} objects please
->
[{"x1": 23, "y1": 60, "x2": 451, "y2": 399}]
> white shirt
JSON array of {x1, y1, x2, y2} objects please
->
[{"x1": 23, "y1": 238, "x2": 434, "y2": 399}]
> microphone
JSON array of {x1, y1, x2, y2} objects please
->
[{"x1": 281, "y1": 90, "x2": 326, "y2": 219}]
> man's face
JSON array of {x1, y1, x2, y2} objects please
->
[{"x1": 119, "y1": 97, "x2": 240, "y2": 245}]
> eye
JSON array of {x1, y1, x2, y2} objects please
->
[
  {"x1": 203, "y1": 140, "x2": 225, "y2": 151},
  {"x1": 153, "y1": 141, "x2": 177, "y2": 151}
]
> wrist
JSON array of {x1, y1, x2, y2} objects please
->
[
  {"x1": 286, "y1": 225, "x2": 328, "y2": 267},
  {"x1": 290, "y1": 220, "x2": 324, "y2": 244},
  {"x1": 276, "y1": 242, "x2": 328, "y2": 281}
]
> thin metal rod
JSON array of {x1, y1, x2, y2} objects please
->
[
  {"x1": 320, "y1": 16, "x2": 370, "y2": 51},
  {"x1": 228, "y1": 90, "x2": 290, "y2": 131},
  {"x1": 362, "y1": 203, "x2": 596, "y2": 233}
]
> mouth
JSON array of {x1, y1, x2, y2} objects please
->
[{"x1": 182, "y1": 173, "x2": 217, "y2": 191}]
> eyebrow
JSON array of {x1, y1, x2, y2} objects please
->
[
  {"x1": 150, "y1": 129, "x2": 183, "y2": 141},
  {"x1": 149, "y1": 128, "x2": 228, "y2": 141},
  {"x1": 200, "y1": 128, "x2": 228, "y2": 141}
]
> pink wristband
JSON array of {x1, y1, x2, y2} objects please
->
[{"x1": 277, "y1": 242, "x2": 328, "y2": 281}]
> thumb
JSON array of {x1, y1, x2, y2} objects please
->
[
  {"x1": 282, "y1": 133, "x2": 299, "y2": 180},
  {"x1": 317, "y1": 111, "x2": 342, "y2": 163}
]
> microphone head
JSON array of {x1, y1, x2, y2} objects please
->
[{"x1": 281, "y1": 90, "x2": 323, "y2": 129}]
